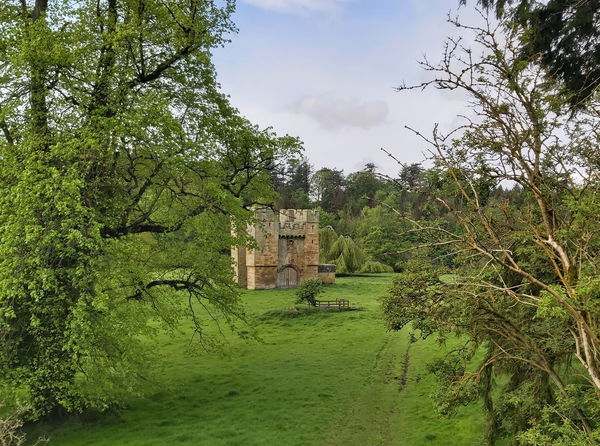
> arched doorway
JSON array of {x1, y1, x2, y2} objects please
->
[{"x1": 277, "y1": 265, "x2": 300, "y2": 289}]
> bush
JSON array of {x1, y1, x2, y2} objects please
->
[{"x1": 295, "y1": 278, "x2": 324, "y2": 306}]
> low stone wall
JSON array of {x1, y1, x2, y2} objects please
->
[{"x1": 318, "y1": 264, "x2": 336, "y2": 284}]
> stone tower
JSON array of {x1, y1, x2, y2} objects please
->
[{"x1": 233, "y1": 209, "x2": 321, "y2": 289}]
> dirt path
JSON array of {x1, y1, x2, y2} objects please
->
[{"x1": 322, "y1": 332, "x2": 407, "y2": 446}]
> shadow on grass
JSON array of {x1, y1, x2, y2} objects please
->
[
  {"x1": 334, "y1": 273, "x2": 390, "y2": 278},
  {"x1": 257, "y1": 306, "x2": 364, "y2": 320}
]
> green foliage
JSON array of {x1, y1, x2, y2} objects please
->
[
  {"x1": 427, "y1": 357, "x2": 480, "y2": 416},
  {"x1": 518, "y1": 397, "x2": 600, "y2": 445},
  {"x1": 344, "y1": 167, "x2": 387, "y2": 215},
  {"x1": 316, "y1": 208, "x2": 336, "y2": 229},
  {"x1": 385, "y1": 11, "x2": 600, "y2": 443},
  {"x1": 355, "y1": 204, "x2": 411, "y2": 270},
  {"x1": 0, "y1": 402, "x2": 47, "y2": 446},
  {"x1": 311, "y1": 167, "x2": 345, "y2": 213},
  {"x1": 380, "y1": 260, "x2": 443, "y2": 337},
  {"x1": 536, "y1": 286, "x2": 569, "y2": 320},
  {"x1": 470, "y1": 0, "x2": 600, "y2": 107},
  {"x1": 0, "y1": 0, "x2": 298, "y2": 418},
  {"x1": 26, "y1": 275, "x2": 485, "y2": 446},
  {"x1": 318, "y1": 225, "x2": 338, "y2": 263},
  {"x1": 271, "y1": 157, "x2": 313, "y2": 209},
  {"x1": 360, "y1": 261, "x2": 394, "y2": 274},
  {"x1": 329, "y1": 235, "x2": 366, "y2": 274},
  {"x1": 295, "y1": 278, "x2": 324, "y2": 306}
]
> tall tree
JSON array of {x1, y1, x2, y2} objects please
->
[
  {"x1": 465, "y1": 0, "x2": 600, "y2": 107},
  {"x1": 0, "y1": 0, "x2": 298, "y2": 417},
  {"x1": 386, "y1": 12, "x2": 600, "y2": 443},
  {"x1": 344, "y1": 164, "x2": 386, "y2": 215},
  {"x1": 311, "y1": 167, "x2": 345, "y2": 213},
  {"x1": 272, "y1": 157, "x2": 312, "y2": 209}
]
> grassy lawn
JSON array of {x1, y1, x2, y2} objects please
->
[{"x1": 27, "y1": 274, "x2": 484, "y2": 445}]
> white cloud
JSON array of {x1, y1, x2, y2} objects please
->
[
  {"x1": 213, "y1": 2, "x2": 485, "y2": 174},
  {"x1": 241, "y1": 0, "x2": 348, "y2": 14},
  {"x1": 292, "y1": 94, "x2": 389, "y2": 130}
]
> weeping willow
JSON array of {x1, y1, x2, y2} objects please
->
[
  {"x1": 329, "y1": 236, "x2": 366, "y2": 274},
  {"x1": 319, "y1": 226, "x2": 339, "y2": 263},
  {"x1": 360, "y1": 261, "x2": 394, "y2": 273}
]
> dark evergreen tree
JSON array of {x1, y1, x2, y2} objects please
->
[
  {"x1": 465, "y1": 0, "x2": 600, "y2": 107},
  {"x1": 311, "y1": 168, "x2": 346, "y2": 213}
]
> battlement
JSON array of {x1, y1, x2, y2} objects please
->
[
  {"x1": 253, "y1": 207, "x2": 276, "y2": 222},
  {"x1": 278, "y1": 209, "x2": 319, "y2": 223}
]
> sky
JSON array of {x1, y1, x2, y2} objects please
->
[{"x1": 212, "y1": 0, "x2": 482, "y2": 175}]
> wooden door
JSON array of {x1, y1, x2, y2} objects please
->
[{"x1": 277, "y1": 267, "x2": 298, "y2": 289}]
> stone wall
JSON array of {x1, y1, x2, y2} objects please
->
[
  {"x1": 246, "y1": 208, "x2": 279, "y2": 290},
  {"x1": 231, "y1": 245, "x2": 247, "y2": 288},
  {"x1": 318, "y1": 264, "x2": 336, "y2": 284}
]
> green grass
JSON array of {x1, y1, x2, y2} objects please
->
[{"x1": 27, "y1": 274, "x2": 484, "y2": 445}]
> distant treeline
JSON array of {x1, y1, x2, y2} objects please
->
[{"x1": 269, "y1": 157, "x2": 523, "y2": 272}]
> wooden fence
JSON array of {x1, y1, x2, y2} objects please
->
[{"x1": 314, "y1": 299, "x2": 350, "y2": 310}]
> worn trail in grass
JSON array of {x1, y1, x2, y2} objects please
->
[{"x1": 28, "y1": 274, "x2": 483, "y2": 445}]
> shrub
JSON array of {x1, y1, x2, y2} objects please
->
[{"x1": 295, "y1": 278, "x2": 324, "y2": 306}]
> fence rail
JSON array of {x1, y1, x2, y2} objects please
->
[{"x1": 314, "y1": 299, "x2": 350, "y2": 310}]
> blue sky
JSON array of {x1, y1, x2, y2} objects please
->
[{"x1": 213, "y1": 0, "x2": 480, "y2": 175}]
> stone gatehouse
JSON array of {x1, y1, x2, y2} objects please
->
[{"x1": 232, "y1": 209, "x2": 334, "y2": 289}]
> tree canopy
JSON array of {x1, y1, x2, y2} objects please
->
[
  {"x1": 0, "y1": 0, "x2": 298, "y2": 418},
  {"x1": 465, "y1": 0, "x2": 600, "y2": 107},
  {"x1": 384, "y1": 11, "x2": 600, "y2": 443}
]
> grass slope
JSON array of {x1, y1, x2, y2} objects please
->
[{"x1": 28, "y1": 274, "x2": 484, "y2": 445}]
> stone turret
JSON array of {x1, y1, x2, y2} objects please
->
[{"x1": 233, "y1": 209, "x2": 328, "y2": 289}]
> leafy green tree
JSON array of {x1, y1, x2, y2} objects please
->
[
  {"x1": 344, "y1": 164, "x2": 386, "y2": 215},
  {"x1": 0, "y1": 0, "x2": 298, "y2": 418},
  {"x1": 386, "y1": 12, "x2": 600, "y2": 443},
  {"x1": 399, "y1": 163, "x2": 424, "y2": 189},
  {"x1": 359, "y1": 261, "x2": 393, "y2": 273},
  {"x1": 271, "y1": 156, "x2": 312, "y2": 209},
  {"x1": 328, "y1": 236, "x2": 366, "y2": 274},
  {"x1": 288, "y1": 188, "x2": 311, "y2": 209},
  {"x1": 316, "y1": 208, "x2": 336, "y2": 229},
  {"x1": 286, "y1": 158, "x2": 312, "y2": 198},
  {"x1": 318, "y1": 225, "x2": 338, "y2": 263},
  {"x1": 311, "y1": 167, "x2": 345, "y2": 213},
  {"x1": 356, "y1": 203, "x2": 411, "y2": 270}
]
